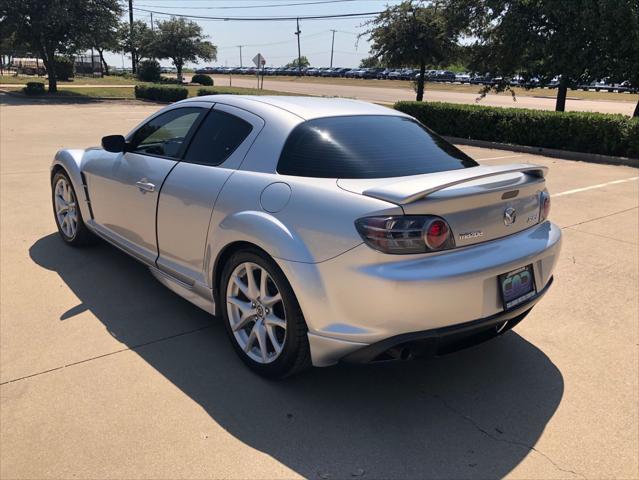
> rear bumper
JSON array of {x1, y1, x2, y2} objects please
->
[
  {"x1": 278, "y1": 221, "x2": 561, "y2": 367},
  {"x1": 342, "y1": 276, "x2": 552, "y2": 363}
]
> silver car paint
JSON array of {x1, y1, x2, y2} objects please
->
[
  {"x1": 51, "y1": 95, "x2": 562, "y2": 367},
  {"x1": 156, "y1": 104, "x2": 265, "y2": 286},
  {"x1": 84, "y1": 149, "x2": 177, "y2": 264}
]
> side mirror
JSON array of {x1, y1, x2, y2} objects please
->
[{"x1": 101, "y1": 135, "x2": 128, "y2": 153}]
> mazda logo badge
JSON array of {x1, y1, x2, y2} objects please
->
[{"x1": 504, "y1": 207, "x2": 517, "y2": 226}]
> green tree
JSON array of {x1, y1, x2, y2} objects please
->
[
  {"x1": 81, "y1": 3, "x2": 121, "y2": 76},
  {"x1": 285, "y1": 56, "x2": 310, "y2": 69},
  {"x1": 117, "y1": 20, "x2": 155, "y2": 73},
  {"x1": 365, "y1": 1, "x2": 459, "y2": 101},
  {"x1": 0, "y1": 29, "x2": 20, "y2": 75},
  {"x1": 454, "y1": 0, "x2": 637, "y2": 112},
  {"x1": 359, "y1": 56, "x2": 382, "y2": 68},
  {"x1": 0, "y1": 0, "x2": 120, "y2": 92},
  {"x1": 595, "y1": 0, "x2": 639, "y2": 117},
  {"x1": 152, "y1": 17, "x2": 216, "y2": 82}
]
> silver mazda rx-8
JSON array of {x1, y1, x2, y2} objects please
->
[{"x1": 51, "y1": 96, "x2": 561, "y2": 378}]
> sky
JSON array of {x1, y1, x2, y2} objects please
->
[{"x1": 105, "y1": 0, "x2": 403, "y2": 69}]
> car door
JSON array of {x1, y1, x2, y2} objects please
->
[
  {"x1": 83, "y1": 105, "x2": 209, "y2": 264},
  {"x1": 155, "y1": 103, "x2": 264, "y2": 287}
]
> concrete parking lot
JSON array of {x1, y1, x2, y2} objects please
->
[{"x1": 1, "y1": 95, "x2": 637, "y2": 479}]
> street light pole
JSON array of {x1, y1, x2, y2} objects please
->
[
  {"x1": 295, "y1": 18, "x2": 302, "y2": 76},
  {"x1": 128, "y1": 0, "x2": 135, "y2": 74},
  {"x1": 330, "y1": 29, "x2": 336, "y2": 68}
]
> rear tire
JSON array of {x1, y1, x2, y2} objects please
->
[
  {"x1": 220, "y1": 248, "x2": 311, "y2": 379},
  {"x1": 51, "y1": 170, "x2": 95, "y2": 246}
]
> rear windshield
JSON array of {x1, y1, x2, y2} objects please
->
[{"x1": 277, "y1": 115, "x2": 478, "y2": 178}]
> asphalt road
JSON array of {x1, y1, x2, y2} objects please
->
[
  {"x1": 208, "y1": 75, "x2": 637, "y2": 115},
  {"x1": 1, "y1": 95, "x2": 637, "y2": 479}
]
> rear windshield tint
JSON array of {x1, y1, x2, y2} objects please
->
[{"x1": 277, "y1": 115, "x2": 478, "y2": 178}]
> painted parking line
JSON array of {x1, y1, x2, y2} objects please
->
[{"x1": 552, "y1": 176, "x2": 639, "y2": 197}]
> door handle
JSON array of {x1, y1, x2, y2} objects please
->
[{"x1": 136, "y1": 179, "x2": 155, "y2": 193}]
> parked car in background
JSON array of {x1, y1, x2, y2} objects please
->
[
  {"x1": 194, "y1": 67, "x2": 215, "y2": 74},
  {"x1": 400, "y1": 69, "x2": 416, "y2": 80}
]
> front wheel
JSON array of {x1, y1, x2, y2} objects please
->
[
  {"x1": 220, "y1": 249, "x2": 311, "y2": 378},
  {"x1": 52, "y1": 170, "x2": 94, "y2": 246}
]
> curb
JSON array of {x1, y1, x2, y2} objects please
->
[{"x1": 445, "y1": 136, "x2": 638, "y2": 168}]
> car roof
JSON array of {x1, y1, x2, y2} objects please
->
[{"x1": 183, "y1": 95, "x2": 406, "y2": 121}]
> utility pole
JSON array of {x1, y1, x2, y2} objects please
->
[
  {"x1": 329, "y1": 29, "x2": 336, "y2": 68},
  {"x1": 128, "y1": 0, "x2": 135, "y2": 73},
  {"x1": 150, "y1": 12, "x2": 154, "y2": 31},
  {"x1": 238, "y1": 46, "x2": 243, "y2": 67},
  {"x1": 295, "y1": 18, "x2": 302, "y2": 76}
]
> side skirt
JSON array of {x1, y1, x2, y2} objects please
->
[
  {"x1": 149, "y1": 266, "x2": 216, "y2": 316},
  {"x1": 87, "y1": 220, "x2": 216, "y2": 316}
]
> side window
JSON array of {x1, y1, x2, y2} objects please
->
[
  {"x1": 183, "y1": 110, "x2": 253, "y2": 166},
  {"x1": 129, "y1": 107, "x2": 204, "y2": 158}
]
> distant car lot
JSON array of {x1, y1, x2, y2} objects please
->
[
  {"x1": 194, "y1": 66, "x2": 638, "y2": 94},
  {"x1": 1, "y1": 96, "x2": 637, "y2": 479}
]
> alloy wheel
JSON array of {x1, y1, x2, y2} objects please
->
[
  {"x1": 226, "y1": 261, "x2": 287, "y2": 364},
  {"x1": 54, "y1": 177, "x2": 78, "y2": 239}
]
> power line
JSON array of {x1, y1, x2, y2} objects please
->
[
  {"x1": 216, "y1": 30, "x2": 329, "y2": 49},
  {"x1": 130, "y1": 7, "x2": 383, "y2": 21},
  {"x1": 130, "y1": 0, "x2": 360, "y2": 9}
]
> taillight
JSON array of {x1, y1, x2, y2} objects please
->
[
  {"x1": 424, "y1": 219, "x2": 450, "y2": 250},
  {"x1": 355, "y1": 216, "x2": 455, "y2": 254},
  {"x1": 539, "y1": 191, "x2": 551, "y2": 222}
]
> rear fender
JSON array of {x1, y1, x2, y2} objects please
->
[
  {"x1": 51, "y1": 149, "x2": 93, "y2": 222},
  {"x1": 206, "y1": 210, "x2": 315, "y2": 281},
  {"x1": 205, "y1": 210, "x2": 329, "y2": 328}
]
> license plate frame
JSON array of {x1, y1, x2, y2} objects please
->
[{"x1": 498, "y1": 264, "x2": 537, "y2": 311}]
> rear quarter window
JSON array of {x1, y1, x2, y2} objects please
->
[{"x1": 277, "y1": 115, "x2": 478, "y2": 178}]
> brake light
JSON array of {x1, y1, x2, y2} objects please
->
[
  {"x1": 355, "y1": 216, "x2": 455, "y2": 254},
  {"x1": 424, "y1": 219, "x2": 450, "y2": 250},
  {"x1": 539, "y1": 191, "x2": 551, "y2": 221}
]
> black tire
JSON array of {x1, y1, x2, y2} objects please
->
[
  {"x1": 51, "y1": 170, "x2": 95, "y2": 247},
  {"x1": 219, "y1": 248, "x2": 311, "y2": 379}
]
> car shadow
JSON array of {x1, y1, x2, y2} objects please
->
[
  {"x1": 0, "y1": 91, "x2": 121, "y2": 106},
  {"x1": 30, "y1": 233, "x2": 564, "y2": 479}
]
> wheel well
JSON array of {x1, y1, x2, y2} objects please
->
[
  {"x1": 51, "y1": 164, "x2": 65, "y2": 182},
  {"x1": 212, "y1": 241, "x2": 273, "y2": 301}
]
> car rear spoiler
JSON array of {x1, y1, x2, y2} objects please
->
[{"x1": 362, "y1": 164, "x2": 548, "y2": 205}]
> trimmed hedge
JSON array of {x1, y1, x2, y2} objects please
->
[
  {"x1": 134, "y1": 84, "x2": 188, "y2": 102},
  {"x1": 191, "y1": 74, "x2": 213, "y2": 86},
  {"x1": 197, "y1": 88, "x2": 237, "y2": 96},
  {"x1": 137, "y1": 60, "x2": 161, "y2": 82},
  {"x1": 23, "y1": 82, "x2": 45, "y2": 95},
  {"x1": 158, "y1": 76, "x2": 185, "y2": 85},
  {"x1": 394, "y1": 101, "x2": 639, "y2": 158}
]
